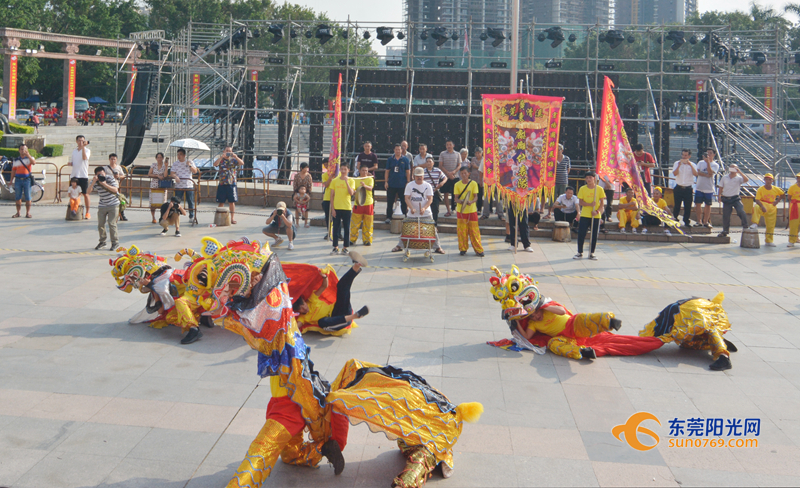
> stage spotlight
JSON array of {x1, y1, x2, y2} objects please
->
[
  {"x1": 795, "y1": 52, "x2": 800, "y2": 64},
  {"x1": 598, "y1": 32, "x2": 606, "y2": 43},
  {"x1": 432, "y1": 26, "x2": 448, "y2": 46},
  {"x1": 251, "y1": 29, "x2": 260, "y2": 38},
  {"x1": 315, "y1": 24, "x2": 333, "y2": 44},
  {"x1": 545, "y1": 60, "x2": 562, "y2": 68},
  {"x1": 268, "y1": 24, "x2": 284, "y2": 43},
  {"x1": 290, "y1": 29, "x2": 298, "y2": 39},
  {"x1": 191, "y1": 43, "x2": 200, "y2": 52},
  {"x1": 377, "y1": 27, "x2": 394, "y2": 45},
  {"x1": 603, "y1": 30, "x2": 625, "y2": 49},
  {"x1": 363, "y1": 30, "x2": 371, "y2": 40},
  {"x1": 665, "y1": 31, "x2": 685, "y2": 50},
  {"x1": 231, "y1": 28, "x2": 246, "y2": 48},
  {"x1": 487, "y1": 28, "x2": 505, "y2": 47},
  {"x1": 480, "y1": 32, "x2": 488, "y2": 41},
  {"x1": 305, "y1": 30, "x2": 313, "y2": 39},
  {"x1": 397, "y1": 32, "x2": 405, "y2": 40},
  {"x1": 689, "y1": 35, "x2": 698, "y2": 45},
  {"x1": 568, "y1": 34, "x2": 577, "y2": 43},
  {"x1": 341, "y1": 29, "x2": 349, "y2": 39},
  {"x1": 543, "y1": 27, "x2": 565, "y2": 48},
  {"x1": 420, "y1": 30, "x2": 428, "y2": 41},
  {"x1": 149, "y1": 41, "x2": 160, "y2": 54},
  {"x1": 627, "y1": 35, "x2": 635, "y2": 43},
  {"x1": 537, "y1": 33, "x2": 547, "y2": 42},
  {"x1": 752, "y1": 51, "x2": 766, "y2": 66},
  {"x1": 451, "y1": 32, "x2": 459, "y2": 41}
]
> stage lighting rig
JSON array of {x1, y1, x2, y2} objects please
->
[
  {"x1": 268, "y1": 24, "x2": 284, "y2": 43},
  {"x1": 420, "y1": 30, "x2": 428, "y2": 41},
  {"x1": 315, "y1": 24, "x2": 333, "y2": 44},
  {"x1": 490, "y1": 61, "x2": 508, "y2": 68},
  {"x1": 689, "y1": 35, "x2": 698, "y2": 45},
  {"x1": 751, "y1": 51, "x2": 766, "y2": 66},
  {"x1": 397, "y1": 32, "x2": 405, "y2": 40},
  {"x1": 340, "y1": 29, "x2": 349, "y2": 39},
  {"x1": 601, "y1": 30, "x2": 625, "y2": 49},
  {"x1": 432, "y1": 27, "x2": 449, "y2": 46},
  {"x1": 290, "y1": 29, "x2": 298, "y2": 39},
  {"x1": 305, "y1": 30, "x2": 313, "y2": 39},
  {"x1": 377, "y1": 27, "x2": 395, "y2": 45},
  {"x1": 487, "y1": 28, "x2": 506, "y2": 47},
  {"x1": 568, "y1": 34, "x2": 577, "y2": 43},
  {"x1": 480, "y1": 32, "x2": 488, "y2": 41},
  {"x1": 664, "y1": 31, "x2": 685, "y2": 51},
  {"x1": 363, "y1": 30, "x2": 371, "y2": 40},
  {"x1": 540, "y1": 27, "x2": 565, "y2": 48},
  {"x1": 451, "y1": 32, "x2": 459, "y2": 41},
  {"x1": 545, "y1": 60, "x2": 562, "y2": 69}
]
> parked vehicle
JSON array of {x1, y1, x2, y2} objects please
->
[
  {"x1": 50, "y1": 97, "x2": 90, "y2": 117},
  {"x1": 14, "y1": 109, "x2": 32, "y2": 123}
]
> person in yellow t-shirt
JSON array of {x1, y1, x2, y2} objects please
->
[
  {"x1": 329, "y1": 164, "x2": 356, "y2": 254},
  {"x1": 350, "y1": 165, "x2": 375, "y2": 246},
  {"x1": 750, "y1": 173, "x2": 785, "y2": 246},
  {"x1": 321, "y1": 159, "x2": 334, "y2": 242},
  {"x1": 575, "y1": 172, "x2": 604, "y2": 260},
  {"x1": 617, "y1": 186, "x2": 641, "y2": 233},
  {"x1": 642, "y1": 186, "x2": 671, "y2": 233},
  {"x1": 787, "y1": 173, "x2": 800, "y2": 247},
  {"x1": 454, "y1": 166, "x2": 484, "y2": 256},
  {"x1": 293, "y1": 252, "x2": 370, "y2": 333}
]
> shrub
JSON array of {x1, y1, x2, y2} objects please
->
[
  {"x1": 0, "y1": 147, "x2": 42, "y2": 159},
  {"x1": 40, "y1": 145, "x2": 64, "y2": 157},
  {"x1": 8, "y1": 122, "x2": 34, "y2": 134}
]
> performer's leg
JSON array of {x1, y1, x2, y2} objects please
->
[
  {"x1": 330, "y1": 266, "x2": 361, "y2": 318},
  {"x1": 617, "y1": 210, "x2": 628, "y2": 229},
  {"x1": 790, "y1": 218, "x2": 800, "y2": 244},
  {"x1": 571, "y1": 312, "x2": 617, "y2": 337},
  {"x1": 468, "y1": 216, "x2": 483, "y2": 253},
  {"x1": 630, "y1": 211, "x2": 640, "y2": 229},
  {"x1": 589, "y1": 218, "x2": 600, "y2": 253},
  {"x1": 722, "y1": 202, "x2": 733, "y2": 234},
  {"x1": 227, "y1": 418, "x2": 294, "y2": 488},
  {"x1": 166, "y1": 298, "x2": 200, "y2": 332},
  {"x1": 519, "y1": 214, "x2": 531, "y2": 248},
  {"x1": 547, "y1": 336, "x2": 582, "y2": 360},
  {"x1": 765, "y1": 206, "x2": 777, "y2": 243},
  {"x1": 577, "y1": 217, "x2": 590, "y2": 254},
  {"x1": 363, "y1": 213, "x2": 373, "y2": 244},
  {"x1": 457, "y1": 216, "x2": 468, "y2": 252},
  {"x1": 393, "y1": 440, "x2": 438, "y2": 488},
  {"x1": 751, "y1": 205, "x2": 764, "y2": 227},
  {"x1": 350, "y1": 212, "x2": 362, "y2": 245}
]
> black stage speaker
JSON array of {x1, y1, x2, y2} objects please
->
[
  {"x1": 121, "y1": 63, "x2": 159, "y2": 167},
  {"x1": 241, "y1": 81, "x2": 256, "y2": 175},
  {"x1": 623, "y1": 104, "x2": 639, "y2": 148},
  {"x1": 654, "y1": 96, "x2": 671, "y2": 174},
  {"x1": 309, "y1": 96, "x2": 324, "y2": 173}
]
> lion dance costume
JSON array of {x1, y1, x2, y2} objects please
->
[{"x1": 487, "y1": 266, "x2": 736, "y2": 370}]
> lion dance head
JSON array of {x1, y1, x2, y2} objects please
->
[
  {"x1": 489, "y1": 265, "x2": 543, "y2": 321},
  {"x1": 110, "y1": 245, "x2": 169, "y2": 293}
]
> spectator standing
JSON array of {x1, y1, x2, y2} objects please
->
[
  {"x1": 671, "y1": 149, "x2": 697, "y2": 228},
  {"x1": 693, "y1": 148, "x2": 719, "y2": 228},
  {"x1": 468, "y1": 147, "x2": 484, "y2": 213},
  {"x1": 321, "y1": 159, "x2": 333, "y2": 240},
  {"x1": 643, "y1": 186, "x2": 671, "y2": 234},
  {"x1": 391, "y1": 167, "x2": 445, "y2": 254},
  {"x1": 350, "y1": 165, "x2": 375, "y2": 246},
  {"x1": 551, "y1": 186, "x2": 579, "y2": 229},
  {"x1": 413, "y1": 143, "x2": 429, "y2": 168},
  {"x1": 213, "y1": 146, "x2": 244, "y2": 224},
  {"x1": 599, "y1": 174, "x2": 614, "y2": 225},
  {"x1": 438, "y1": 140, "x2": 461, "y2": 216},
  {"x1": 99, "y1": 108, "x2": 105, "y2": 126},
  {"x1": 617, "y1": 187, "x2": 641, "y2": 233},
  {"x1": 716, "y1": 164, "x2": 749, "y2": 238},
  {"x1": 553, "y1": 144, "x2": 571, "y2": 207},
  {"x1": 575, "y1": 172, "x2": 604, "y2": 260},
  {"x1": 10, "y1": 144, "x2": 35, "y2": 219},
  {"x1": 68, "y1": 135, "x2": 91, "y2": 219},
  {"x1": 400, "y1": 140, "x2": 410, "y2": 161},
  {"x1": 31, "y1": 113, "x2": 40, "y2": 134},
  {"x1": 788, "y1": 173, "x2": 800, "y2": 247},
  {"x1": 384, "y1": 144, "x2": 411, "y2": 224},
  {"x1": 105, "y1": 153, "x2": 127, "y2": 222},
  {"x1": 750, "y1": 173, "x2": 784, "y2": 247},
  {"x1": 263, "y1": 201, "x2": 296, "y2": 250},
  {"x1": 507, "y1": 207, "x2": 534, "y2": 253},
  {"x1": 459, "y1": 148, "x2": 470, "y2": 166},
  {"x1": 159, "y1": 196, "x2": 187, "y2": 237},
  {"x1": 355, "y1": 141, "x2": 379, "y2": 175},
  {"x1": 454, "y1": 166, "x2": 484, "y2": 256},
  {"x1": 88, "y1": 166, "x2": 120, "y2": 250},
  {"x1": 632, "y1": 143, "x2": 656, "y2": 196},
  {"x1": 330, "y1": 164, "x2": 356, "y2": 254},
  {"x1": 292, "y1": 162, "x2": 313, "y2": 205},
  {"x1": 148, "y1": 152, "x2": 171, "y2": 224},
  {"x1": 171, "y1": 148, "x2": 198, "y2": 221},
  {"x1": 421, "y1": 155, "x2": 447, "y2": 224}
]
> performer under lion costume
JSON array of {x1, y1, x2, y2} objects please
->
[
  {"x1": 220, "y1": 248, "x2": 483, "y2": 488},
  {"x1": 487, "y1": 265, "x2": 736, "y2": 370}
]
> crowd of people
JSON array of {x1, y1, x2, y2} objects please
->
[{"x1": 7, "y1": 136, "x2": 800, "y2": 255}]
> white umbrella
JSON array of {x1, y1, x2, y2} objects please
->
[{"x1": 169, "y1": 138, "x2": 210, "y2": 151}]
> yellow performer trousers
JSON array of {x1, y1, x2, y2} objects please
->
[
  {"x1": 617, "y1": 210, "x2": 640, "y2": 229},
  {"x1": 546, "y1": 312, "x2": 615, "y2": 360},
  {"x1": 165, "y1": 297, "x2": 201, "y2": 332},
  {"x1": 790, "y1": 218, "x2": 799, "y2": 244},
  {"x1": 751, "y1": 203, "x2": 777, "y2": 243},
  {"x1": 350, "y1": 211, "x2": 373, "y2": 245},
  {"x1": 457, "y1": 212, "x2": 483, "y2": 253},
  {"x1": 228, "y1": 419, "x2": 292, "y2": 488}
]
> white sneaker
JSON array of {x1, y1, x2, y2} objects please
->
[
  {"x1": 664, "y1": 230, "x2": 672, "y2": 236},
  {"x1": 618, "y1": 228, "x2": 626, "y2": 233},
  {"x1": 631, "y1": 228, "x2": 638, "y2": 234},
  {"x1": 507, "y1": 245, "x2": 516, "y2": 251},
  {"x1": 641, "y1": 228, "x2": 648, "y2": 234},
  {"x1": 749, "y1": 223, "x2": 758, "y2": 229},
  {"x1": 274, "y1": 237, "x2": 284, "y2": 247},
  {"x1": 765, "y1": 242, "x2": 776, "y2": 247},
  {"x1": 789, "y1": 243, "x2": 796, "y2": 248},
  {"x1": 288, "y1": 241, "x2": 294, "y2": 250},
  {"x1": 524, "y1": 246, "x2": 534, "y2": 253}
]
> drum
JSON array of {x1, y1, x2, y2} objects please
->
[
  {"x1": 214, "y1": 207, "x2": 231, "y2": 226},
  {"x1": 552, "y1": 221, "x2": 571, "y2": 242},
  {"x1": 355, "y1": 186, "x2": 368, "y2": 206},
  {"x1": 401, "y1": 217, "x2": 437, "y2": 249}
]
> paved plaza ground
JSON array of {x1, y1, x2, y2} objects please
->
[{"x1": 1, "y1": 203, "x2": 800, "y2": 487}]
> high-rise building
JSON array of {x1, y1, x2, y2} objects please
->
[
  {"x1": 520, "y1": 0, "x2": 613, "y2": 25},
  {"x1": 615, "y1": 0, "x2": 695, "y2": 25},
  {"x1": 404, "y1": 0, "x2": 512, "y2": 53}
]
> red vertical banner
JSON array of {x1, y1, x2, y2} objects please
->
[
  {"x1": 327, "y1": 73, "x2": 343, "y2": 178},
  {"x1": 251, "y1": 70, "x2": 258, "y2": 106},
  {"x1": 66, "y1": 59, "x2": 77, "y2": 120},
  {"x1": 695, "y1": 80, "x2": 704, "y2": 131},
  {"x1": 765, "y1": 86, "x2": 773, "y2": 135},
  {"x1": 130, "y1": 65, "x2": 137, "y2": 103},
  {"x1": 191, "y1": 74, "x2": 200, "y2": 119},
  {"x1": 8, "y1": 55, "x2": 17, "y2": 120}
]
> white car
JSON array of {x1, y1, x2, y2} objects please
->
[{"x1": 14, "y1": 109, "x2": 32, "y2": 123}]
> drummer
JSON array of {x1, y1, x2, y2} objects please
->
[{"x1": 391, "y1": 167, "x2": 446, "y2": 254}]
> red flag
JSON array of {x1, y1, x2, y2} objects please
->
[
  {"x1": 595, "y1": 76, "x2": 682, "y2": 233},
  {"x1": 328, "y1": 73, "x2": 343, "y2": 178}
]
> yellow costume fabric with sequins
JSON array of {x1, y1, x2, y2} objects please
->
[{"x1": 639, "y1": 292, "x2": 731, "y2": 359}]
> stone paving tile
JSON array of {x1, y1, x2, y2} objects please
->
[
  {"x1": 14, "y1": 451, "x2": 122, "y2": 488},
  {"x1": 591, "y1": 460, "x2": 678, "y2": 487}
]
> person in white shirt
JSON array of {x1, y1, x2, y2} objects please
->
[
  {"x1": 412, "y1": 143, "x2": 429, "y2": 168},
  {"x1": 551, "y1": 186, "x2": 580, "y2": 228},
  {"x1": 693, "y1": 148, "x2": 720, "y2": 228},
  {"x1": 671, "y1": 149, "x2": 698, "y2": 227},
  {"x1": 171, "y1": 148, "x2": 199, "y2": 219},
  {"x1": 68, "y1": 135, "x2": 92, "y2": 219},
  {"x1": 400, "y1": 140, "x2": 410, "y2": 161},
  {"x1": 717, "y1": 164, "x2": 750, "y2": 237},
  {"x1": 391, "y1": 167, "x2": 445, "y2": 254}
]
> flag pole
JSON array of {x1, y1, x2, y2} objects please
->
[{"x1": 510, "y1": 0, "x2": 519, "y2": 94}]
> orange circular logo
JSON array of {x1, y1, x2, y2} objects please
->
[{"x1": 612, "y1": 412, "x2": 661, "y2": 451}]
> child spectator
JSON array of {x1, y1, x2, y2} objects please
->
[
  {"x1": 617, "y1": 187, "x2": 640, "y2": 233},
  {"x1": 454, "y1": 166, "x2": 484, "y2": 256},
  {"x1": 293, "y1": 186, "x2": 311, "y2": 228},
  {"x1": 68, "y1": 178, "x2": 83, "y2": 217},
  {"x1": 642, "y1": 186, "x2": 671, "y2": 235},
  {"x1": 350, "y1": 165, "x2": 375, "y2": 246}
]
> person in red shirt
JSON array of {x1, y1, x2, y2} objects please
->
[
  {"x1": 99, "y1": 109, "x2": 105, "y2": 126},
  {"x1": 11, "y1": 144, "x2": 36, "y2": 218},
  {"x1": 632, "y1": 143, "x2": 656, "y2": 196}
]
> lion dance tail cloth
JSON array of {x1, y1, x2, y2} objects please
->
[
  {"x1": 222, "y1": 252, "x2": 482, "y2": 488},
  {"x1": 639, "y1": 292, "x2": 732, "y2": 360}
]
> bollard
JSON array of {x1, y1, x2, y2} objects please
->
[
  {"x1": 214, "y1": 207, "x2": 231, "y2": 227},
  {"x1": 552, "y1": 221, "x2": 571, "y2": 242},
  {"x1": 740, "y1": 228, "x2": 760, "y2": 249}
]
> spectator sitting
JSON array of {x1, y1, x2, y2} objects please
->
[
  {"x1": 263, "y1": 201, "x2": 296, "y2": 250},
  {"x1": 642, "y1": 186, "x2": 671, "y2": 235},
  {"x1": 68, "y1": 178, "x2": 83, "y2": 217},
  {"x1": 551, "y1": 186, "x2": 579, "y2": 229},
  {"x1": 159, "y1": 196, "x2": 187, "y2": 237},
  {"x1": 617, "y1": 187, "x2": 640, "y2": 233},
  {"x1": 293, "y1": 186, "x2": 311, "y2": 228}
]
